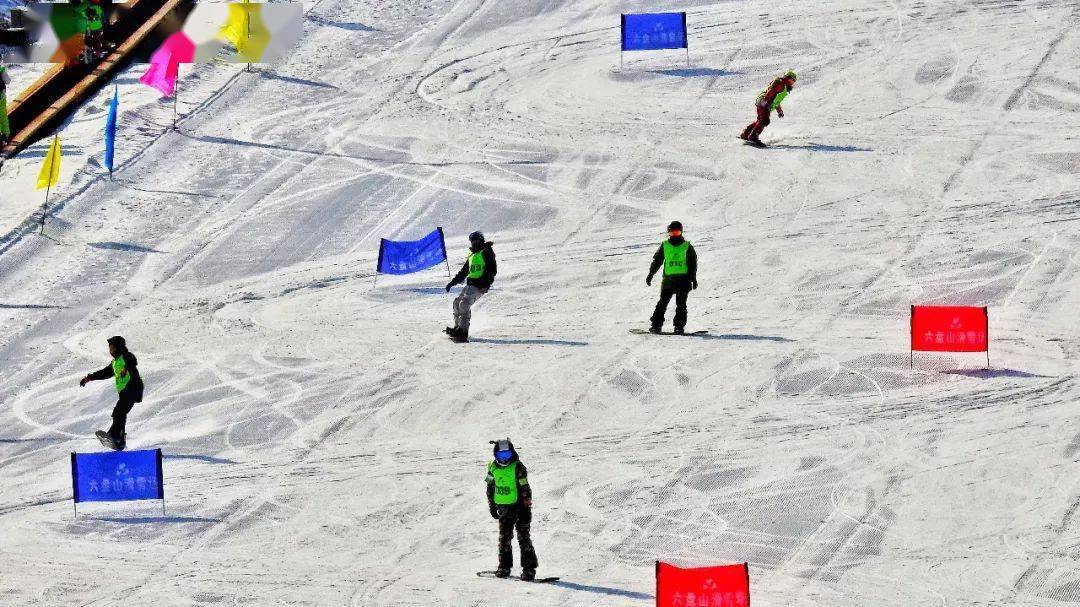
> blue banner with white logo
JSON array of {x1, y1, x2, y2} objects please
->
[
  {"x1": 71, "y1": 448, "x2": 164, "y2": 504},
  {"x1": 621, "y1": 13, "x2": 688, "y2": 51},
  {"x1": 377, "y1": 227, "x2": 448, "y2": 275}
]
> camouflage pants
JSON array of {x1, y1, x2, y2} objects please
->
[{"x1": 498, "y1": 506, "x2": 538, "y2": 571}]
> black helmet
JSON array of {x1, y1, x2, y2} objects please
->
[
  {"x1": 667, "y1": 221, "x2": 683, "y2": 232},
  {"x1": 107, "y1": 336, "x2": 126, "y2": 350},
  {"x1": 491, "y1": 438, "x2": 515, "y2": 465},
  {"x1": 468, "y1": 231, "x2": 485, "y2": 244}
]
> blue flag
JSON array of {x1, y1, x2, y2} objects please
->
[
  {"x1": 377, "y1": 228, "x2": 448, "y2": 275},
  {"x1": 621, "y1": 13, "x2": 688, "y2": 51},
  {"x1": 71, "y1": 448, "x2": 164, "y2": 504},
  {"x1": 104, "y1": 86, "x2": 118, "y2": 174}
]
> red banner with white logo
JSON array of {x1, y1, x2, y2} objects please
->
[
  {"x1": 910, "y1": 305, "x2": 988, "y2": 352},
  {"x1": 656, "y1": 561, "x2": 749, "y2": 607}
]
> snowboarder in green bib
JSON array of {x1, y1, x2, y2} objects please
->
[
  {"x1": 739, "y1": 69, "x2": 797, "y2": 145},
  {"x1": 79, "y1": 336, "x2": 143, "y2": 450},
  {"x1": 485, "y1": 438, "x2": 538, "y2": 580},
  {"x1": 646, "y1": 221, "x2": 698, "y2": 334},
  {"x1": 445, "y1": 231, "x2": 497, "y2": 343}
]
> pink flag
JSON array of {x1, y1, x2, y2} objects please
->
[{"x1": 139, "y1": 33, "x2": 195, "y2": 97}]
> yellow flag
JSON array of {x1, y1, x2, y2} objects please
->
[
  {"x1": 219, "y1": 1, "x2": 271, "y2": 63},
  {"x1": 36, "y1": 135, "x2": 62, "y2": 191}
]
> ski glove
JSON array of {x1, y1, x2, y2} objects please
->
[
  {"x1": 489, "y1": 506, "x2": 499, "y2": 520},
  {"x1": 777, "y1": 107, "x2": 785, "y2": 118},
  {"x1": 522, "y1": 497, "x2": 532, "y2": 508},
  {"x1": 692, "y1": 279, "x2": 698, "y2": 290},
  {"x1": 79, "y1": 376, "x2": 90, "y2": 387},
  {"x1": 445, "y1": 282, "x2": 454, "y2": 292},
  {"x1": 495, "y1": 506, "x2": 509, "y2": 520},
  {"x1": 645, "y1": 274, "x2": 653, "y2": 287}
]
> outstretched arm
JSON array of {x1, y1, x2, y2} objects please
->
[{"x1": 81, "y1": 363, "x2": 114, "y2": 386}]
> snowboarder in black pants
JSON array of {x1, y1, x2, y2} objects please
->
[
  {"x1": 79, "y1": 336, "x2": 143, "y2": 450},
  {"x1": 646, "y1": 221, "x2": 698, "y2": 334},
  {"x1": 486, "y1": 438, "x2": 538, "y2": 580},
  {"x1": 445, "y1": 231, "x2": 497, "y2": 343}
]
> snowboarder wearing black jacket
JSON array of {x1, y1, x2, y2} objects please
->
[
  {"x1": 444, "y1": 231, "x2": 496, "y2": 343},
  {"x1": 79, "y1": 336, "x2": 143, "y2": 450},
  {"x1": 485, "y1": 438, "x2": 538, "y2": 580},
  {"x1": 645, "y1": 221, "x2": 698, "y2": 334}
]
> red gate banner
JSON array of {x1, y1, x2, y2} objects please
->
[
  {"x1": 910, "y1": 305, "x2": 988, "y2": 352},
  {"x1": 656, "y1": 561, "x2": 749, "y2": 607}
]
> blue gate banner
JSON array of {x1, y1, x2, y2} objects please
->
[
  {"x1": 377, "y1": 227, "x2": 448, "y2": 275},
  {"x1": 71, "y1": 448, "x2": 164, "y2": 504},
  {"x1": 621, "y1": 13, "x2": 688, "y2": 51}
]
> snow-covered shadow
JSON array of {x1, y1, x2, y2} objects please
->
[
  {"x1": 94, "y1": 516, "x2": 220, "y2": 524},
  {"x1": 0, "y1": 303, "x2": 65, "y2": 309},
  {"x1": 88, "y1": 241, "x2": 164, "y2": 254},
  {"x1": 708, "y1": 333, "x2": 795, "y2": 342},
  {"x1": 649, "y1": 68, "x2": 740, "y2": 78},
  {"x1": 768, "y1": 142, "x2": 872, "y2": 153},
  {"x1": 163, "y1": 454, "x2": 239, "y2": 465},
  {"x1": 551, "y1": 580, "x2": 653, "y2": 600},
  {"x1": 469, "y1": 338, "x2": 589, "y2": 347},
  {"x1": 259, "y1": 72, "x2": 339, "y2": 90},
  {"x1": 943, "y1": 368, "x2": 1051, "y2": 379},
  {"x1": 306, "y1": 15, "x2": 377, "y2": 31},
  {"x1": 395, "y1": 286, "x2": 446, "y2": 296}
]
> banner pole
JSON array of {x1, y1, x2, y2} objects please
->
[{"x1": 373, "y1": 272, "x2": 379, "y2": 288}]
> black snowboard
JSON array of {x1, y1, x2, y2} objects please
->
[
  {"x1": 476, "y1": 571, "x2": 560, "y2": 583},
  {"x1": 95, "y1": 430, "x2": 123, "y2": 451},
  {"x1": 630, "y1": 329, "x2": 708, "y2": 336},
  {"x1": 741, "y1": 138, "x2": 767, "y2": 148}
]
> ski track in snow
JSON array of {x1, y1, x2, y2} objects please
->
[{"x1": 1, "y1": 0, "x2": 1079, "y2": 605}]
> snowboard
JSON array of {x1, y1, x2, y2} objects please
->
[
  {"x1": 476, "y1": 571, "x2": 560, "y2": 583},
  {"x1": 740, "y1": 138, "x2": 767, "y2": 148},
  {"x1": 95, "y1": 430, "x2": 122, "y2": 451},
  {"x1": 630, "y1": 329, "x2": 708, "y2": 336}
]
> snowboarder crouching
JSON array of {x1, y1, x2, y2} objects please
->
[
  {"x1": 79, "y1": 336, "x2": 143, "y2": 450},
  {"x1": 739, "y1": 69, "x2": 797, "y2": 144},
  {"x1": 445, "y1": 231, "x2": 496, "y2": 343}
]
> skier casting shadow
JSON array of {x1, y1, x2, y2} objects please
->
[
  {"x1": 485, "y1": 438, "x2": 538, "y2": 580},
  {"x1": 739, "y1": 69, "x2": 797, "y2": 146},
  {"x1": 444, "y1": 231, "x2": 497, "y2": 343},
  {"x1": 79, "y1": 336, "x2": 143, "y2": 450}
]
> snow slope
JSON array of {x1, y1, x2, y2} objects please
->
[{"x1": 1, "y1": 0, "x2": 1079, "y2": 605}]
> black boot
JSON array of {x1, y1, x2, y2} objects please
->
[
  {"x1": 495, "y1": 568, "x2": 510, "y2": 578},
  {"x1": 648, "y1": 326, "x2": 662, "y2": 334},
  {"x1": 673, "y1": 327, "x2": 684, "y2": 335},
  {"x1": 451, "y1": 328, "x2": 469, "y2": 343},
  {"x1": 520, "y1": 569, "x2": 535, "y2": 581}
]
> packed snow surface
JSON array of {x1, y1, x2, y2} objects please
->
[{"x1": 1, "y1": 0, "x2": 1079, "y2": 605}]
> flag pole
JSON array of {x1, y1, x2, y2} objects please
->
[
  {"x1": 172, "y1": 85, "x2": 178, "y2": 130},
  {"x1": 40, "y1": 182, "x2": 50, "y2": 233}
]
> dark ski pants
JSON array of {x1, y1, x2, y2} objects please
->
[
  {"x1": 740, "y1": 105, "x2": 771, "y2": 140},
  {"x1": 498, "y1": 506, "x2": 538, "y2": 572},
  {"x1": 108, "y1": 394, "x2": 137, "y2": 444},
  {"x1": 651, "y1": 283, "x2": 691, "y2": 330}
]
